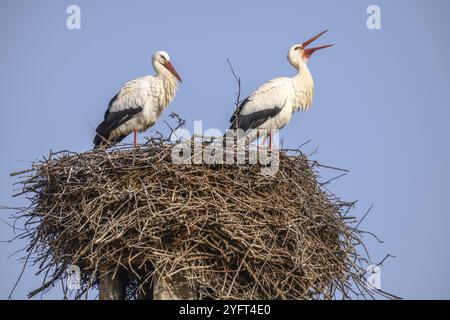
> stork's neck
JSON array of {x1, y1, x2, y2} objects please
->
[
  {"x1": 292, "y1": 62, "x2": 314, "y2": 110},
  {"x1": 158, "y1": 73, "x2": 178, "y2": 108}
]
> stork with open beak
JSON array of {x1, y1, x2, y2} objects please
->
[
  {"x1": 229, "y1": 30, "x2": 333, "y2": 148},
  {"x1": 93, "y1": 51, "x2": 182, "y2": 148}
]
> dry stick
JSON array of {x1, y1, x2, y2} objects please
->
[
  {"x1": 8, "y1": 246, "x2": 33, "y2": 300},
  {"x1": 226, "y1": 58, "x2": 242, "y2": 108},
  {"x1": 355, "y1": 204, "x2": 374, "y2": 229},
  {"x1": 226, "y1": 58, "x2": 242, "y2": 132}
]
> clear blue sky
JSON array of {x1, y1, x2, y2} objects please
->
[{"x1": 1, "y1": 0, "x2": 449, "y2": 299}]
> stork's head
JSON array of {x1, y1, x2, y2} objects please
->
[
  {"x1": 287, "y1": 30, "x2": 333, "y2": 68},
  {"x1": 152, "y1": 51, "x2": 182, "y2": 82}
]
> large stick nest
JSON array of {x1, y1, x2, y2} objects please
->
[{"x1": 9, "y1": 138, "x2": 393, "y2": 299}]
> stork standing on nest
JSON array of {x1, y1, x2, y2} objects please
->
[
  {"x1": 228, "y1": 30, "x2": 333, "y2": 149},
  {"x1": 93, "y1": 51, "x2": 182, "y2": 148}
]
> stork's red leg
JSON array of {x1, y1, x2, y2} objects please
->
[
  {"x1": 133, "y1": 129, "x2": 138, "y2": 147},
  {"x1": 261, "y1": 134, "x2": 267, "y2": 148},
  {"x1": 269, "y1": 132, "x2": 272, "y2": 150}
]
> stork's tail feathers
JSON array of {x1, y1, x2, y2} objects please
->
[
  {"x1": 93, "y1": 122, "x2": 127, "y2": 149},
  {"x1": 93, "y1": 136, "x2": 104, "y2": 149},
  {"x1": 93, "y1": 121, "x2": 108, "y2": 148}
]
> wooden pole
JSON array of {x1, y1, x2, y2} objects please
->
[
  {"x1": 136, "y1": 276, "x2": 153, "y2": 300},
  {"x1": 98, "y1": 267, "x2": 128, "y2": 300},
  {"x1": 153, "y1": 272, "x2": 196, "y2": 300}
]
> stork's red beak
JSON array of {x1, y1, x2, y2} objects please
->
[
  {"x1": 163, "y1": 60, "x2": 182, "y2": 82},
  {"x1": 302, "y1": 30, "x2": 334, "y2": 59}
]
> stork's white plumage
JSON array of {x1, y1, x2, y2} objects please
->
[
  {"x1": 93, "y1": 51, "x2": 182, "y2": 148},
  {"x1": 229, "y1": 30, "x2": 333, "y2": 147}
]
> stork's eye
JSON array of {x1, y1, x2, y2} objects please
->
[{"x1": 294, "y1": 46, "x2": 301, "y2": 51}]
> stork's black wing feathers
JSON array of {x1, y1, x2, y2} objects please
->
[
  {"x1": 236, "y1": 107, "x2": 282, "y2": 131},
  {"x1": 93, "y1": 106, "x2": 142, "y2": 147},
  {"x1": 103, "y1": 93, "x2": 119, "y2": 119},
  {"x1": 229, "y1": 97, "x2": 250, "y2": 125},
  {"x1": 230, "y1": 97, "x2": 282, "y2": 132}
]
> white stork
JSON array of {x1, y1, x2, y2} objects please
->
[
  {"x1": 229, "y1": 30, "x2": 333, "y2": 148},
  {"x1": 93, "y1": 51, "x2": 182, "y2": 148}
]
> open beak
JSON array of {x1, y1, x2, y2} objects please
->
[
  {"x1": 163, "y1": 61, "x2": 182, "y2": 82},
  {"x1": 302, "y1": 30, "x2": 334, "y2": 59}
]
